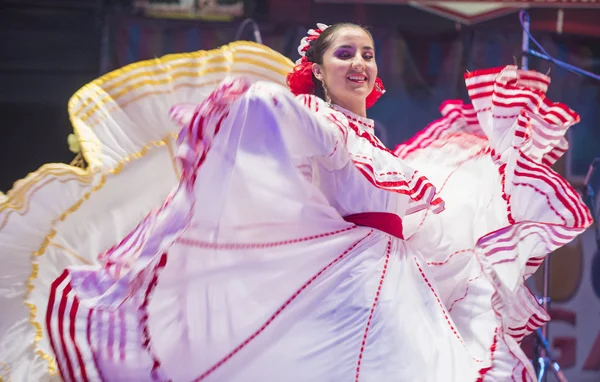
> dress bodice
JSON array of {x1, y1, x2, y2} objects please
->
[{"x1": 294, "y1": 95, "x2": 444, "y2": 219}]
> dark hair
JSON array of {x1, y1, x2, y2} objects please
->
[{"x1": 305, "y1": 23, "x2": 373, "y2": 100}]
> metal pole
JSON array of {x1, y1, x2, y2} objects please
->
[
  {"x1": 521, "y1": 11, "x2": 550, "y2": 382},
  {"x1": 519, "y1": 10, "x2": 600, "y2": 380},
  {"x1": 542, "y1": 263, "x2": 551, "y2": 382},
  {"x1": 521, "y1": 10, "x2": 530, "y2": 70}
]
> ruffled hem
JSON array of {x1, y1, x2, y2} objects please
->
[
  {"x1": 0, "y1": 41, "x2": 296, "y2": 382},
  {"x1": 0, "y1": 150, "x2": 181, "y2": 381},
  {"x1": 0, "y1": 164, "x2": 97, "y2": 381},
  {"x1": 395, "y1": 65, "x2": 592, "y2": 381},
  {"x1": 69, "y1": 41, "x2": 294, "y2": 172}
]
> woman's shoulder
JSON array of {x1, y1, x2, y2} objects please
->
[
  {"x1": 294, "y1": 94, "x2": 327, "y2": 112},
  {"x1": 294, "y1": 94, "x2": 350, "y2": 125}
]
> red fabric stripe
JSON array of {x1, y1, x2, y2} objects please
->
[
  {"x1": 487, "y1": 230, "x2": 561, "y2": 265},
  {"x1": 515, "y1": 130, "x2": 528, "y2": 139},
  {"x1": 541, "y1": 98, "x2": 579, "y2": 122},
  {"x1": 491, "y1": 98, "x2": 540, "y2": 112},
  {"x1": 470, "y1": 88, "x2": 543, "y2": 109},
  {"x1": 479, "y1": 222, "x2": 572, "y2": 254},
  {"x1": 476, "y1": 329, "x2": 498, "y2": 382},
  {"x1": 193, "y1": 232, "x2": 374, "y2": 381},
  {"x1": 140, "y1": 253, "x2": 169, "y2": 380},
  {"x1": 354, "y1": 163, "x2": 437, "y2": 203},
  {"x1": 355, "y1": 239, "x2": 391, "y2": 381},
  {"x1": 69, "y1": 297, "x2": 90, "y2": 382},
  {"x1": 354, "y1": 159, "x2": 424, "y2": 191},
  {"x1": 464, "y1": 66, "x2": 549, "y2": 84},
  {"x1": 515, "y1": 161, "x2": 582, "y2": 226},
  {"x1": 467, "y1": 77, "x2": 548, "y2": 93},
  {"x1": 412, "y1": 255, "x2": 473, "y2": 353},
  {"x1": 46, "y1": 270, "x2": 70, "y2": 381},
  {"x1": 177, "y1": 226, "x2": 357, "y2": 250},
  {"x1": 520, "y1": 72, "x2": 551, "y2": 85},
  {"x1": 58, "y1": 282, "x2": 76, "y2": 382},
  {"x1": 522, "y1": 158, "x2": 588, "y2": 226},
  {"x1": 464, "y1": 66, "x2": 504, "y2": 79},
  {"x1": 106, "y1": 310, "x2": 115, "y2": 361},
  {"x1": 86, "y1": 309, "x2": 105, "y2": 381},
  {"x1": 513, "y1": 182, "x2": 568, "y2": 225},
  {"x1": 448, "y1": 275, "x2": 481, "y2": 313},
  {"x1": 395, "y1": 115, "x2": 459, "y2": 157}
]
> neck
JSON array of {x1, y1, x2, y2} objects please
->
[{"x1": 331, "y1": 99, "x2": 366, "y2": 118}]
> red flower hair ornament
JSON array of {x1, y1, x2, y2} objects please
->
[{"x1": 286, "y1": 23, "x2": 385, "y2": 109}]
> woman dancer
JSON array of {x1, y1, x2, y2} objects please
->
[{"x1": 0, "y1": 23, "x2": 591, "y2": 381}]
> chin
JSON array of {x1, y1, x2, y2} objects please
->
[
  {"x1": 354, "y1": 89, "x2": 371, "y2": 101},
  {"x1": 347, "y1": 84, "x2": 370, "y2": 95}
]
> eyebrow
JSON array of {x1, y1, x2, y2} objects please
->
[{"x1": 336, "y1": 44, "x2": 375, "y2": 51}]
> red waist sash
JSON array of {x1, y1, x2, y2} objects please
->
[{"x1": 343, "y1": 212, "x2": 404, "y2": 240}]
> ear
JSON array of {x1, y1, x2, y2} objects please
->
[{"x1": 312, "y1": 63, "x2": 323, "y2": 81}]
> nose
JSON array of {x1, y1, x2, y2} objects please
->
[{"x1": 351, "y1": 55, "x2": 366, "y2": 71}]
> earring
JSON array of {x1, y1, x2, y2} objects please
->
[{"x1": 321, "y1": 80, "x2": 332, "y2": 107}]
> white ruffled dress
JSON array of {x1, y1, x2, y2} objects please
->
[{"x1": 0, "y1": 43, "x2": 591, "y2": 382}]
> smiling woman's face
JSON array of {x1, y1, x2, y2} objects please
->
[{"x1": 312, "y1": 26, "x2": 377, "y2": 115}]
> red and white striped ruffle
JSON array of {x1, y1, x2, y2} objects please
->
[
  {"x1": 396, "y1": 65, "x2": 591, "y2": 381},
  {"x1": 394, "y1": 100, "x2": 485, "y2": 160}
]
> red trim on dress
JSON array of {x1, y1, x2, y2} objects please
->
[
  {"x1": 193, "y1": 231, "x2": 375, "y2": 381},
  {"x1": 176, "y1": 226, "x2": 358, "y2": 250},
  {"x1": 355, "y1": 238, "x2": 392, "y2": 382}
]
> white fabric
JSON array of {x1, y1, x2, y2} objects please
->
[
  {"x1": 0, "y1": 41, "x2": 293, "y2": 382},
  {"x1": 0, "y1": 43, "x2": 591, "y2": 382},
  {"x1": 397, "y1": 66, "x2": 590, "y2": 381},
  {"x1": 43, "y1": 80, "x2": 481, "y2": 382}
]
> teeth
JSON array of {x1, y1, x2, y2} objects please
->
[{"x1": 348, "y1": 75, "x2": 367, "y2": 81}]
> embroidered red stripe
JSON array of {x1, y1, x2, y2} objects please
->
[
  {"x1": 193, "y1": 231, "x2": 374, "y2": 381},
  {"x1": 46, "y1": 270, "x2": 70, "y2": 381},
  {"x1": 355, "y1": 238, "x2": 392, "y2": 381},
  {"x1": 68, "y1": 297, "x2": 90, "y2": 382},
  {"x1": 177, "y1": 226, "x2": 357, "y2": 249}
]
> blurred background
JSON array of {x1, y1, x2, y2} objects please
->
[{"x1": 1, "y1": 1, "x2": 599, "y2": 380}]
